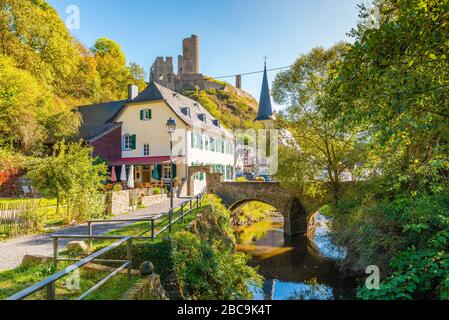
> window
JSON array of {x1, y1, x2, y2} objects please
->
[
  {"x1": 195, "y1": 133, "x2": 203, "y2": 150},
  {"x1": 205, "y1": 136, "x2": 209, "y2": 151},
  {"x1": 162, "y1": 164, "x2": 176, "y2": 179},
  {"x1": 135, "y1": 166, "x2": 142, "y2": 180},
  {"x1": 140, "y1": 109, "x2": 152, "y2": 121},
  {"x1": 182, "y1": 107, "x2": 191, "y2": 117},
  {"x1": 143, "y1": 144, "x2": 150, "y2": 156},
  {"x1": 163, "y1": 165, "x2": 171, "y2": 179},
  {"x1": 123, "y1": 134, "x2": 136, "y2": 151},
  {"x1": 210, "y1": 137, "x2": 215, "y2": 152}
]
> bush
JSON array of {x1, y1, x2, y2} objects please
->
[
  {"x1": 333, "y1": 190, "x2": 449, "y2": 299},
  {"x1": 235, "y1": 177, "x2": 248, "y2": 182},
  {"x1": 152, "y1": 187, "x2": 161, "y2": 195},
  {"x1": 171, "y1": 231, "x2": 262, "y2": 300},
  {"x1": 102, "y1": 240, "x2": 174, "y2": 282},
  {"x1": 27, "y1": 141, "x2": 108, "y2": 223},
  {"x1": 232, "y1": 201, "x2": 275, "y2": 227},
  {"x1": 112, "y1": 184, "x2": 123, "y2": 192},
  {"x1": 101, "y1": 194, "x2": 263, "y2": 300}
]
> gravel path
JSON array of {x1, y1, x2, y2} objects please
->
[{"x1": 0, "y1": 197, "x2": 186, "y2": 271}]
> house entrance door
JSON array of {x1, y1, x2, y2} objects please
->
[{"x1": 142, "y1": 166, "x2": 151, "y2": 183}]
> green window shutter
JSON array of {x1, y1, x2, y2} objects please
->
[
  {"x1": 191, "y1": 132, "x2": 195, "y2": 148},
  {"x1": 131, "y1": 135, "x2": 137, "y2": 150},
  {"x1": 140, "y1": 110, "x2": 144, "y2": 120},
  {"x1": 172, "y1": 164, "x2": 177, "y2": 178},
  {"x1": 157, "y1": 165, "x2": 162, "y2": 179},
  {"x1": 148, "y1": 109, "x2": 152, "y2": 119}
]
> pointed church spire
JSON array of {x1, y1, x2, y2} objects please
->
[{"x1": 256, "y1": 61, "x2": 274, "y2": 121}]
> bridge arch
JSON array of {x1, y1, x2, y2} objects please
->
[{"x1": 206, "y1": 173, "x2": 308, "y2": 235}]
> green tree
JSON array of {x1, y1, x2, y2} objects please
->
[
  {"x1": 92, "y1": 37, "x2": 132, "y2": 101},
  {"x1": 128, "y1": 62, "x2": 147, "y2": 92},
  {"x1": 272, "y1": 43, "x2": 361, "y2": 203},
  {"x1": 325, "y1": 0, "x2": 449, "y2": 195},
  {"x1": 321, "y1": 0, "x2": 449, "y2": 299},
  {"x1": 27, "y1": 141, "x2": 107, "y2": 223},
  {"x1": 0, "y1": 55, "x2": 79, "y2": 153}
]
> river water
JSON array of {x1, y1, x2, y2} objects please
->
[{"x1": 235, "y1": 215, "x2": 356, "y2": 300}]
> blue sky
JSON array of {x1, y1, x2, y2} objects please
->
[{"x1": 47, "y1": 0, "x2": 362, "y2": 110}]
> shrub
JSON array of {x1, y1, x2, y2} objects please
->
[
  {"x1": 171, "y1": 231, "x2": 262, "y2": 300},
  {"x1": 235, "y1": 177, "x2": 248, "y2": 182},
  {"x1": 102, "y1": 240, "x2": 174, "y2": 282},
  {"x1": 112, "y1": 184, "x2": 123, "y2": 192},
  {"x1": 27, "y1": 141, "x2": 108, "y2": 223},
  {"x1": 152, "y1": 187, "x2": 161, "y2": 195}
]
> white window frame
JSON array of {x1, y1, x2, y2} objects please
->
[
  {"x1": 142, "y1": 109, "x2": 152, "y2": 121},
  {"x1": 123, "y1": 134, "x2": 132, "y2": 151},
  {"x1": 163, "y1": 165, "x2": 171, "y2": 179},
  {"x1": 143, "y1": 143, "x2": 150, "y2": 156}
]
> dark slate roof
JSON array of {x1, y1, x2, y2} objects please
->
[
  {"x1": 77, "y1": 100, "x2": 126, "y2": 141},
  {"x1": 125, "y1": 82, "x2": 233, "y2": 138},
  {"x1": 255, "y1": 63, "x2": 274, "y2": 121}
]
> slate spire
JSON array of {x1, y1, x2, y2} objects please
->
[{"x1": 255, "y1": 62, "x2": 274, "y2": 121}]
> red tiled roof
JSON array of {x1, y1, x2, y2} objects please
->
[{"x1": 110, "y1": 156, "x2": 183, "y2": 166}]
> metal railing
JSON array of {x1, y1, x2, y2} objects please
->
[
  {"x1": 85, "y1": 189, "x2": 206, "y2": 250},
  {"x1": 7, "y1": 189, "x2": 207, "y2": 301},
  {"x1": 7, "y1": 236, "x2": 133, "y2": 301}
]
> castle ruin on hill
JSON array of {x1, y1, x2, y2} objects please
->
[{"x1": 150, "y1": 35, "x2": 253, "y2": 99}]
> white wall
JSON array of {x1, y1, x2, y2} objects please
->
[
  {"x1": 116, "y1": 101, "x2": 235, "y2": 188},
  {"x1": 116, "y1": 101, "x2": 189, "y2": 158}
]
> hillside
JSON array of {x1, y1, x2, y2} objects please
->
[{"x1": 182, "y1": 85, "x2": 262, "y2": 130}]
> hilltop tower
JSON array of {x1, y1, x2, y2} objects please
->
[{"x1": 178, "y1": 35, "x2": 200, "y2": 75}]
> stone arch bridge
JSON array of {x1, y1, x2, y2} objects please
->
[{"x1": 204, "y1": 172, "x2": 321, "y2": 236}]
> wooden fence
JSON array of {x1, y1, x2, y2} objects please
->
[{"x1": 0, "y1": 200, "x2": 42, "y2": 238}]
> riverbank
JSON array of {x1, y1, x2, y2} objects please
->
[{"x1": 235, "y1": 214, "x2": 356, "y2": 300}]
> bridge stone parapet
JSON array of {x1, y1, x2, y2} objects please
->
[{"x1": 206, "y1": 173, "x2": 307, "y2": 235}]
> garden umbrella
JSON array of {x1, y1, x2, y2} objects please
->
[
  {"x1": 120, "y1": 164, "x2": 127, "y2": 182},
  {"x1": 152, "y1": 164, "x2": 160, "y2": 180},
  {"x1": 127, "y1": 165, "x2": 135, "y2": 189},
  {"x1": 110, "y1": 166, "x2": 117, "y2": 183}
]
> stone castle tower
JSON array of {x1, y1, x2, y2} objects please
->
[
  {"x1": 150, "y1": 35, "x2": 254, "y2": 99},
  {"x1": 150, "y1": 35, "x2": 223, "y2": 92},
  {"x1": 178, "y1": 35, "x2": 199, "y2": 75}
]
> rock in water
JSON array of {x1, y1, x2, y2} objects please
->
[{"x1": 140, "y1": 261, "x2": 155, "y2": 276}]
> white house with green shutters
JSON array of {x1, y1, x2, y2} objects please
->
[{"x1": 78, "y1": 81, "x2": 235, "y2": 196}]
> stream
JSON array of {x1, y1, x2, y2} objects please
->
[{"x1": 235, "y1": 215, "x2": 356, "y2": 300}]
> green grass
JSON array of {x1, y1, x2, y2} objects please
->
[
  {"x1": 0, "y1": 198, "x2": 57, "y2": 207},
  {"x1": 88, "y1": 205, "x2": 199, "y2": 250},
  {"x1": 0, "y1": 262, "x2": 139, "y2": 300},
  {"x1": 0, "y1": 199, "x2": 205, "y2": 300}
]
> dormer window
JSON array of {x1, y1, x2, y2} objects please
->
[
  {"x1": 198, "y1": 113, "x2": 206, "y2": 122},
  {"x1": 213, "y1": 120, "x2": 220, "y2": 127},
  {"x1": 182, "y1": 107, "x2": 191, "y2": 117},
  {"x1": 140, "y1": 109, "x2": 152, "y2": 121}
]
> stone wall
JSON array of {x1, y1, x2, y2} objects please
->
[
  {"x1": 106, "y1": 190, "x2": 129, "y2": 216},
  {"x1": 107, "y1": 190, "x2": 169, "y2": 215},
  {"x1": 141, "y1": 194, "x2": 166, "y2": 207}
]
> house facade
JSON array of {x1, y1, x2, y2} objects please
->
[{"x1": 77, "y1": 82, "x2": 235, "y2": 196}]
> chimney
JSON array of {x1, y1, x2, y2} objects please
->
[
  {"x1": 235, "y1": 75, "x2": 242, "y2": 89},
  {"x1": 128, "y1": 84, "x2": 138, "y2": 101}
]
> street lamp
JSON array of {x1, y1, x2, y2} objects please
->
[{"x1": 166, "y1": 117, "x2": 176, "y2": 212}]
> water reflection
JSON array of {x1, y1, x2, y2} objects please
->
[{"x1": 236, "y1": 216, "x2": 355, "y2": 300}]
